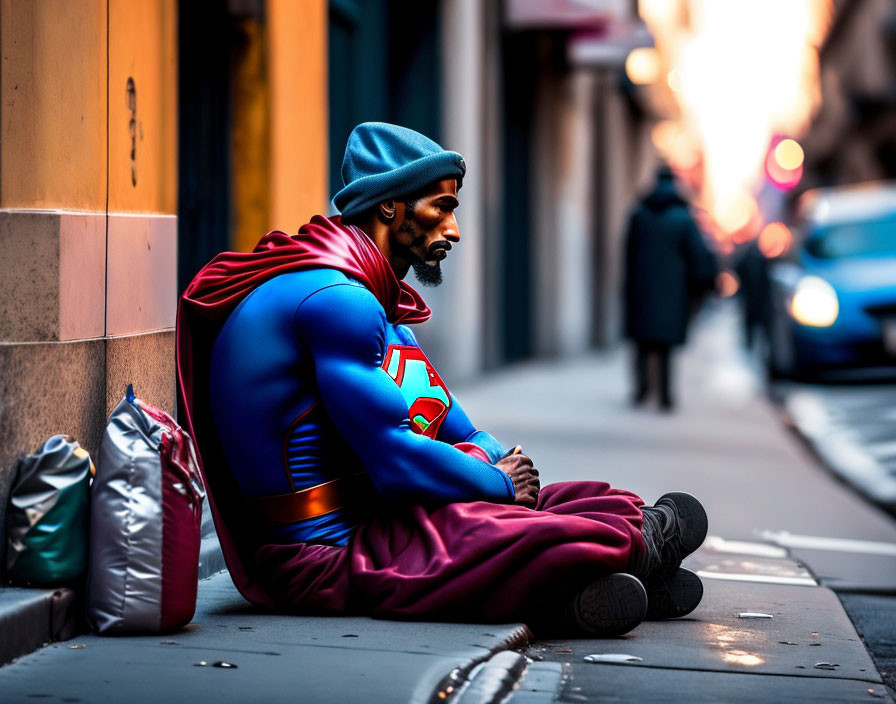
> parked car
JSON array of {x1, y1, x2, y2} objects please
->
[{"x1": 767, "y1": 182, "x2": 896, "y2": 379}]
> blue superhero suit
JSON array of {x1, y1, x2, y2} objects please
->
[{"x1": 208, "y1": 268, "x2": 513, "y2": 547}]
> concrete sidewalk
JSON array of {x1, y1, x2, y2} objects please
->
[
  {"x1": 0, "y1": 571, "x2": 529, "y2": 703},
  {"x1": 1, "y1": 301, "x2": 895, "y2": 702}
]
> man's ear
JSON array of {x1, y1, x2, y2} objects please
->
[{"x1": 379, "y1": 200, "x2": 396, "y2": 222}]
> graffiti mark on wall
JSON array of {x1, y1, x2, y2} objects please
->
[{"x1": 126, "y1": 77, "x2": 137, "y2": 187}]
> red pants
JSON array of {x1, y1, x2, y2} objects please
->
[{"x1": 255, "y1": 481, "x2": 645, "y2": 622}]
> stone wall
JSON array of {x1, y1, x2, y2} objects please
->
[{"x1": 0, "y1": 0, "x2": 177, "y2": 571}]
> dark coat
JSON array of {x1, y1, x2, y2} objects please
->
[
  {"x1": 624, "y1": 179, "x2": 717, "y2": 346},
  {"x1": 733, "y1": 240, "x2": 772, "y2": 327}
]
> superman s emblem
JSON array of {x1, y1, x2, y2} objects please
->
[{"x1": 382, "y1": 345, "x2": 451, "y2": 439}]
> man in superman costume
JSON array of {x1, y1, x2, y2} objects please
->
[{"x1": 177, "y1": 123, "x2": 708, "y2": 636}]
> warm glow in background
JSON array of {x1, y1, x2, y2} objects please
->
[{"x1": 637, "y1": 0, "x2": 833, "y2": 244}]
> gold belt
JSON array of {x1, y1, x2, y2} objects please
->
[{"x1": 251, "y1": 473, "x2": 370, "y2": 524}]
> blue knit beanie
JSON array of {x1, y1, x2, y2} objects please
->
[{"x1": 333, "y1": 122, "x2": 466, "y2": 219}]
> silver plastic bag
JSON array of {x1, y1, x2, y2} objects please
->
[{"x1": 87, "y1": 387, "x2": 205, "y2": 634}]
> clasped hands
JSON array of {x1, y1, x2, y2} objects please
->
[{"x1": 495, "y1": 445, "x2": 540, "y2": 508}]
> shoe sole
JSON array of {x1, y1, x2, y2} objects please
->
[
  {"x1": 646, "y1": 567, "x2": 704, "y2": 620},
  {"x1": 573, "y1": 573, "x2": 648, "y2": 637},
  {"x1": 657, "y1": 491, "x2": 708, "y2": 556}
]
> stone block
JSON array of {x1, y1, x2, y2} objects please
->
[
  {"x1": 0, "y1": 339, "x2": 106, "y2": 559},
  {"x1": 0, "y1": 210, "x2": 106, "y2": 343},
  {"x1": 0, "y1": 330, "x2": 176, "y2": 561},
  {"x1": 59, "y1": 213, "x2": 107, "y2": 340},
  {"x1": 106, "y1": 214, "x2": 177, "y2": 337},
  {"x1": 105, "y1": 329, "x2": 176, "y2": 419}
]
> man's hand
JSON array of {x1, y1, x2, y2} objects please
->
[{"x1": 495, "y1": 446, "x2": 540, "y2": 508}]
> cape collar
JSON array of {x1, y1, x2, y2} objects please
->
[{"x1": 181, "y1": 215, "x2": 431, "y2": 325}]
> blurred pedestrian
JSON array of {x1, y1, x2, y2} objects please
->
[
  {"x1": 733, "y1": 239, "x2": 772, "y2": 352},
  {"x1": 624, "y1": 165, "x2": 717, "y2": 411}
]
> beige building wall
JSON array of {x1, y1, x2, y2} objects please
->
[
  {"x1": 1, "y1": 0, "x2": 108, "y2": 211},
  {"x1": 0, "y1": 0, "x2": 177, "y2": 559}
]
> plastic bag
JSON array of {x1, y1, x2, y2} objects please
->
[
  {"x1": 87, "y1": 386, "x2": 205, "y2": 634},
  {"x1": 6, "y1": 435, "x2": 93, "y2": 585}
]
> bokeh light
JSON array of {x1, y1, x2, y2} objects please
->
[
  {"x1": 666, "y1": 68, "x2": 683, "y2": 93},
  {"x1": 774, "y1": 139, "x2": 805, "y2": 171},
  {"x1": 791, "y1": 276, "x2": 839, "y2": 327},
  {"x1": 766, "y1": 137, "x2": 804, "y2": 190},
  {"x1": 758, "y1": 222, "x2": 792, "y2": 258},
  {"x1": 626, "y1": 47, "x2": 662, "y2": 85},
  {"x1": 651, "y1": 120, "x2": 701, "y2": 170},
  {"x1": 717, "y1": 270, "x2": 740, "y2": 298}
]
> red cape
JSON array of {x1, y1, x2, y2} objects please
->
[{"x1": 176, "y1": 215, "x2": 430, "y2": 605}]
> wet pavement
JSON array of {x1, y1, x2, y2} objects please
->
[
  {"x1": 516, "y1": 553, "x2": 887, "y2": 703},
  {"x1": 2, "y1": 301, "x2": 896, "y2": 702}
]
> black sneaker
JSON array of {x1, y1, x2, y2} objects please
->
[
  {"x1": 645, "y1": 567, "x2": 704, "y2": 620},
  {"x1": 567, "y1": 573, "x2": 648, "y2": 637},
  {"x1": 635, "y1": 492, "x2": 708, "y2": 578}
]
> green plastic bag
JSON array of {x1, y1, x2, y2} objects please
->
[{"x1": 6, "y1": 435, "x2": 93, "y2": 585}]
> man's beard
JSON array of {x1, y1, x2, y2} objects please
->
[
  {"x1": 411, "y1": 259, "x2": 443, "y2": 287},
  {"x1": 399, "y1": 217, "x2": 450, "y2": 287}
]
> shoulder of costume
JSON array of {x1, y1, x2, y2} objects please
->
[
  {"x1": 293, "y1": 278, "x2": 389, "y2": 348},
  {"x1": 293, "y1": 274, "x2": 386, "y2": 315},
  {"x1": 258, "y1": 267, "x2": 366, "y2": 297},
  {"x1": 268, "y1": 267, "x2": 361, "y2": 288},
  {"x1": 395, "y1": 324, "x2": 418, "y2": 346}
]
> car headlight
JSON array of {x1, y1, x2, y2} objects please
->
[{"x1": 789, "y1": 275, "x2": 839, "y2": 327}]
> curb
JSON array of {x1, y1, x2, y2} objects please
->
[
  {"x1": 455, "y1": 650, "x2": 528, "y2": 703},
  {"x1": 0, "y1": 587, "x2": 78, "y2": 666},
  {"x1": 198, "y1": 535, "x2": 226, "y2": 580},
  {"x1": 427, "y1": 624, "x2": 533, "y2": 704},
  {"x1": 448, "y1": 646, "x2": 565, "y2": 704},
  {"x1": 0, "y1": 532, "x2": 224, "y2": 669},
  {"x1": 771, "y1": 384, "x2": 896, "y2": 519}
]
